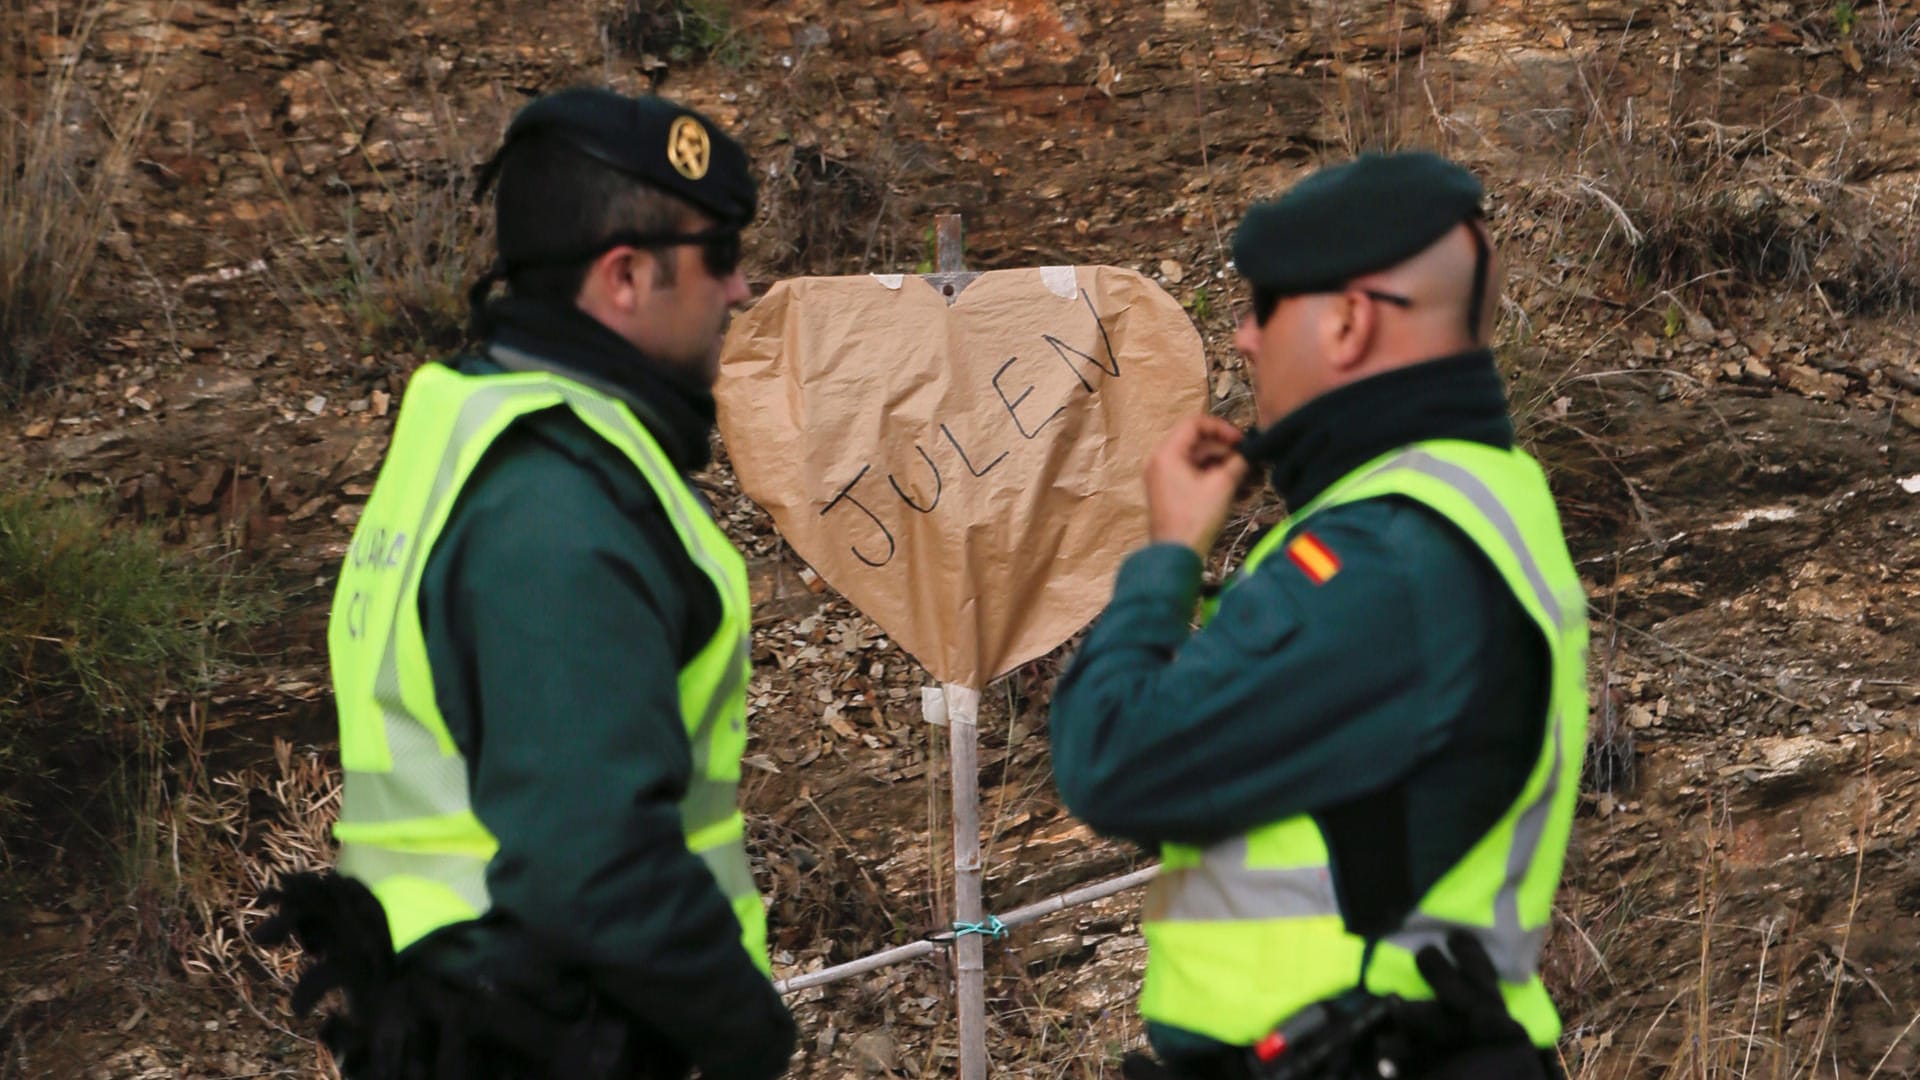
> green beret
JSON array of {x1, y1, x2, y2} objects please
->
[
  {"x1": 483, "y1": 86, "x2": 756, "y2": 226},
  {"x1": 1232, "y1": 151, "x2": 1483, "y2": 294}
]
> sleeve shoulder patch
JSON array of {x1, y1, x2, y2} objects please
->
[{"x1": 1283, "y1": 530, "x2": 1342, "y2": 585}]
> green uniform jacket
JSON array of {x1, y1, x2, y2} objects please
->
[
  {"x1": 1049, "y1": 351, "x2": 1549, "y2": 1061},
  {"x1": 408, "y1": 297, "x2": 794, "y2": 1079}
]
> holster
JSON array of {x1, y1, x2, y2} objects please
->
[
  {"x1": 1123, "y1": 994, "x2": 1561, "y2": 1080},
  {"x1": 256, "y1": 871, "x2": 687, "y2": 1080}
]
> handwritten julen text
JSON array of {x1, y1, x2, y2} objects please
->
[{"x1": 819, "y1": 288, "x2": 1119, "y2": 569}]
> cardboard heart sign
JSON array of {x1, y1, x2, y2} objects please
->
[{"x1": 715, "y1": 265, "x2": 1208, "y2": 688}]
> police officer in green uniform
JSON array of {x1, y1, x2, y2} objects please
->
[
  {"x1": 257, "y1": 88, "x2": 795, "y2": 1079},
  {"x1": 1049, "y1": 153, "x2": 1586, "y2": 1080}
]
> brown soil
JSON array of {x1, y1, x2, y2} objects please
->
[{"x1": 8, "y1": 0, "x2": 1920, "y2": 1077}]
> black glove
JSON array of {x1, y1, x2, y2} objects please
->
[
  {"x1": 1385, "y1": 931, "x2": 1547, "y2": 1080},
  {"x1": 1414, "y1": 931, "x2": 1530, "y2": 1046},
  {"x1": 258, "y1": 874, "x2": 688, "y2": 1080},
  {"x1": 1120, "y1": 1048, "x2": 1259, "y2": 1080},
  {"x1": 255, "y1": 871, "x2": 397, "y2": 1017},
  {"x1": 1122, "y1": 1051, "x2": 1185, "y2": 1080}
]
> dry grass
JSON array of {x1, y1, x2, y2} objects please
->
[
  {"x1": 249, "y1": 82, "x2": 499, "y2": 359},
  {"x1": 1553, "y1": 786, "x2": 1903, "y2": 1080},
  {"x1": 335, "y1": 94, "x2": 500, "y2": 354},
  {"x1": 1847, "y1": 1, "x2": 1920, "y2": 75},
  {"x1": 757, "y1": 141, "x2": 911, "y2": 277},
  {"x1": 751, "y1": 59, "x2": 922, "y2": 280},
  {"x1": 81, "y1": 731, "x2": 346, "y2": 1074},
  {"x1": 166, "y1": 737, "x2": 339, "y2": 1014},
  {"x1": 0, "y1": 0, "x2": 164, "y2": 399},
  {"x1": 1482, "y1": 42, "x2": 1920, "y2": 343}
]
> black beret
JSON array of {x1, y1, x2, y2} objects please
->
[
  {"x1": 1232, "y1": 151, "x2": 1483, "y2": 294},
  {"x1": 485, "y1": 86, "x2": 756, "y2": 226}
]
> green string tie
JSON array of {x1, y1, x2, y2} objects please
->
[{"x1": 952, "y1": 915, "x2": 1008, "y2": 940}]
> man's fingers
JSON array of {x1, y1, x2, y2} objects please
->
[
  {"x1": 1158, "y1": 415, "x2": 1242, "y2": 455},
  {"x1": 1193, "y1": 414, "x2": 1243, "y2": 444},
  {"x1": 1160, "y1": 414, "x2": 1245, "y2": 470},
  {"x1": 1190, "y1": 439, "x2": 1237, "y2": 468},
  {"x1": 1194, "y1": 443, "x2": 1250, "y2": 475}
]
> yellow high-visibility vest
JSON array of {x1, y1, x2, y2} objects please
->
[
  {"x1": 1142, "y1": 439, "x2": 1588, "y2": 1048},
  {"x1": 327, "y1": 362, "x2": 768, "y2": 973}
]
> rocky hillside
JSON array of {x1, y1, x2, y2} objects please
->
[{"x1": 7, "y1": 0, "x2": 1920, "y2": 1076}]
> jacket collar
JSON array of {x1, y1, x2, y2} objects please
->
[
  {"x1": 1242, "y1": 349, "x2": 1514, "y2": 510},
  {"x1": 480, "y1": 296, "x2": 716, "y2": 474}
]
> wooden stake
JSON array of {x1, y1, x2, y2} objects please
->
[
  {"x1": 927, "y1": 215, "x2": 987, "y2": 1080},
  {"x1": 925, "y1": 211, "x2": 979, "y2": 306},
  {"x1": 935, "y1": 213, "x2": 965, "y2": 273},
  {"x1": 942, "y1": 682, "x2": 987, "y2": 1080}
]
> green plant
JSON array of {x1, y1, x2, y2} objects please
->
[
  {"x1": 1186, "y1": 284, "x2": 1213, "y2": 322},
  {"x1": 0, "y1": 0, "x2": 164, "y2": 399},
  {"x1": 0, "y1": 487, "x2": 270, "y2": 874},
  {"x1": 915, "y1": 224, "x2": 937, "y2": 275},
  {"x1": 680, "y1": 0, "x2": 737, "y2": 59},
  {"x1": 1663, "y1": 301, "x2": 1683, "y2": 339},
  {"x1": 1835, "y1": 0, "x2": 1858, "y2": 36}
]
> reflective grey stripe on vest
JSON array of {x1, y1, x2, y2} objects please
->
[
  {"x1": 700, "y1": 840, "x2": 757, "y2": 900},
  {"x1": 1151, "y1": 449, "x2": 1578, "y2": 985},
  {"x1": 1371, "y1": 450, "x2": 1566, "y2": 630},
  {"x1": 688, "y1": 640, "x2": 749, "y2": 781},
  {"x1": 682, "y1": 778, "x2": 742, "y2": 834},
  {"x1": 1375, "y1": 449, "x2": 1575, "y2": 982},
  {"x1": 1144, "y1": 836, "x2": 1338, "y2": 922},
  {"x1": 335, "y1": 845, "x2": 491, "y2": 914},
  {"x1": 340, "y1": 383, "x2": 534, "y2": 827}
]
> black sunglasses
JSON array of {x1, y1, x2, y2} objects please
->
[
  {"x1": 1239, "y1": 286, "x2": 1413, "y2": 326},
  {"x1": 1240, "y1": 214, "x2": 1492, "y2": 332},
  {"x1": 601, "y1": 226, "x2": 743, "y2": 279}
]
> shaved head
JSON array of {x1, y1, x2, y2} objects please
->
[{"x1": 1352, "y1": 220, "x2": 1501, "y2": 355}]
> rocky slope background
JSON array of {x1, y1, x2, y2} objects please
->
[{"x1": 7, "y1": 0, "x2": 1920, "y2": 1076}]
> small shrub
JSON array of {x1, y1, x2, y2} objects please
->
[
  {"x1": 0, "y1": 0, "x2": 163, "y2": 400},
  {"x1": 1498, "y1": 61, "x2": 1919, "y2": 323},
  {"x1": 603, "y1": 0, "x2": 741, "y2": 67},
  {"x1": 1858, "y1": 3, "x2": 1920, "y2": 72},
  {"x1": 257, "y1": 92, "x2": 498, "y2": 358},
  {"x1": 0, "y1": 488, "x2": 270, "y2": 868},
  {"x1": 757, "y1": 141, "x2": 914, "y2": 276},
  {"x1": 338, "y1": 159, "x2": 493, "y2": 354}
]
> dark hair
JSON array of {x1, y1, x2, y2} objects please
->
[{"x1": 491, "y1": 132, "x2": 692, "y2": 303}]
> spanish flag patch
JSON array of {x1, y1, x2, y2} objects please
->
[{"x1": 1284, "y1": 532, "x2": 1342, "y2": 585}]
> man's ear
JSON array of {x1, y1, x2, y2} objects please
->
[
  {"x1": 1473, "y1": 223, "x2": 1503, "y2": 344},
  {"x1": 1325, "y1": 289, "x2": 1376, "y2": 372},
  {"x1": 579, "y1": 246, "x2": 652, "y2": 314}
]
